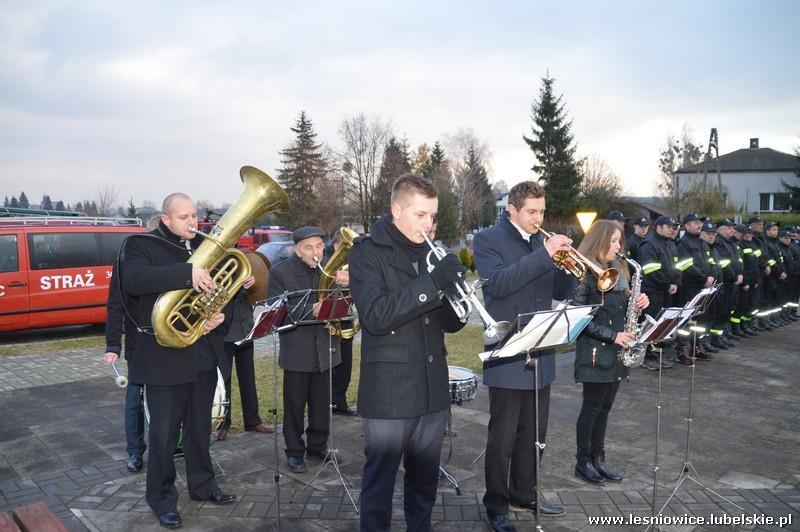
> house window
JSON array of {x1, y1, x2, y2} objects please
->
[{"x1": 759, "y1": 192, "x2": 792, "y2": 212}]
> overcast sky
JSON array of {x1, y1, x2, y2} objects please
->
[{"x1": 1, "y1": 0, "x2": 798, "y2": 209}]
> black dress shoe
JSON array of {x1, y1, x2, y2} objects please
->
[
  {"x1": 593, "y1": 459, "x2": 623, "y2": 482},
  {"x1": 575, "y1": 461, "x2": 606, "y2": 484},
  {"x1": 307, "y1": 448, "x2": 343, "y2": 463},
  {"x1": 158, "y1": 512, "x2": 182, "y2": 529},
  {"x1": 333, "y1": 406, "x2": 358, "y2": 417},
  {"x1": 510, "y1": 500, "x2": 566, "y2": 516},
  {"x1": 206, "y1": 488, "x2": 236, "y2": 505},
  {"x1": 127, "y1": 454, "x2": 143, "y2": 473},
  {"x1": 486, "y1": 512, "x2": 516, "y2": 532},
  {"x1": 287, "y1": 455, "x2": 306, "y2": 473}
]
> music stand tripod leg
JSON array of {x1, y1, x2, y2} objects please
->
[{"x1": 270, "y1": 331, "x2": 281, "y2": 531}]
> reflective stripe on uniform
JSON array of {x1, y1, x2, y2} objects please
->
[
  {"x1": 718, "y1": 258, "x2": 731, "y2": 268},
  {"x1": 675, "y1": 257, "x2": 694, "y2": 271},
  {"x1": 709, "y1": 328, "x2": 724, "y2": 335},
  {"x1": 642, "y1": 262, "x2": 662, "y2": 274},
  {"x1": 742, "y1": 248, "x2": 753, "y2": 254},
  {"x1": 730, "y1": 316, "x2": 741, "y2": 324},
  {"x1": 754, "y1": 249, "x2": 762, "y2": 257},
  {"x1": 767, "y1": 259, "x2": 776, "y2": 266},
  {"x1": 708, "y1": 257, "x2": 716, "y2": 264}
]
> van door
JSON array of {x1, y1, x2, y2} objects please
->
[{"x1": 0, "y1": 232, "x2": 30, "y2": 331}]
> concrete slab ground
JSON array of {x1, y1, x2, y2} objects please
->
[{"x1": 0, "y1": 321, "x2": 798, "y2": 531}]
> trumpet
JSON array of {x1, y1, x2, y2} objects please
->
[
  {"x1": 534, "y1": 225, "x2": 619, "y2": 292},
  {"x1": 111, "y1": 361, "x2": 128, "y2": 388},
  {"x1": 421, "y1": 231, "x2": 511, "y2": 345}
]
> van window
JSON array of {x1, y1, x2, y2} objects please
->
[
  {"x1": 0, "y1": 234, "x2": 19, "y2": 272},
  {"x1": 28, "y1": 233, "x2": 102, "y2": 270},
  {"x1": 267, "y1": 232, "x2": 292, "y2": 243},
  {"x1": 98, "y1": 232, "x2": 137, "y2": 265}
]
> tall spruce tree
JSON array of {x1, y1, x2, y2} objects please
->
[
  {"x1": 277, "y1": 111, "x2": 328, "y2": 228},
  {"x1": 426, "y1": 142, "x2": 459, "y2": 240},
  {"x1": 374, "y1": 137, "x2": 411, "y2": 217},
  {"x1": 523, "y1": 75, "x2": 582, "y2": 217},
  {"x1": 18, "y1": 192, "x2": 29, "y2": 209},
  {"x1": 9, "y1": 196, "x2": 19, "y2": 208},
  {"x1": 55, "y1": 200, "x2": 65, "y2": 211},
  {"x1": 41, "y1": 195, "x2": 53, "y2": 210},
  {"x1": 460, "y1": 145, "x2": 495, "y2": 230},
  {"x1": 3, "y1": 196, "x2": 8, "y2": 207}
]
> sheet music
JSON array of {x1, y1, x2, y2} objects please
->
[
  {"x1": 636, "y1": 306, "x2": 694, "y2": 345},
  {"x1": 478, "y1": 304, "x2": 596, "y2": 362}
]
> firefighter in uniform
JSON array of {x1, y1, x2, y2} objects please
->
[
  {"x1": 777, "y1": 228, "x2": 798, "y2": 323},
  {"x1": 789, "y1": 226, "x2": 800, "y2": 318},
  {"x1": 732, "y1": 225, "x2": 760, "y2": 336},
  {"x1": 713, "y1": 219, "x2": 744, "y2": 340},
  {"x1": 698, "y1": 222, "x2": 725, "y2": 355},
  {"x1": 638, "y1": 215, "x2": 680, "y2": 370},
  {"x1": 625, "y1": 216, "x2": 650, "y2": 264},
  {"x1": 763, "y1": 222, "x2": 787, "y2": 326}
]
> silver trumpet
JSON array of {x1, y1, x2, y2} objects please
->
[
  {"x1": 421, "y1": 231, "x2": 511, "y2": 345},
  {"x1": 111, "y1": 361, "x2": 128, "y2": 388}
]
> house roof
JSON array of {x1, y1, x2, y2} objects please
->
[{"x1": 675, "y1": 147, "x2": 798, "y2": 174}]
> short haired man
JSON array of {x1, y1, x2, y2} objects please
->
[
  {"x1": 608, "y1": 210, "x2": 626, "y2": 232},
  {"x1": 473, "y1": 181, "x2": 574, "y2": 531},
  {"x1": 626, "y1": 216, "x2": 650, "y2": 263},
  {"x1": 349, "y1": 173, "x2": 467, "y2": 531}
]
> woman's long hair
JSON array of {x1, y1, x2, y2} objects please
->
[{"x1": 576, "y1": 220, "x2": 629, "y2": 282}]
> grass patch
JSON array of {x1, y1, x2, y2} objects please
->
[{"x1": 0, "y1": 336, "x2": 105, "y2": 357}]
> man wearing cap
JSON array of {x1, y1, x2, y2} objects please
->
[
  {"x1": 714, "y1": 220, "x2": 745, "y2": 340},
  {"x1": 608, "y1": 210, "x2": 626, "y2": 233},
  {"x1": 732, "y1": 225, "x2": 760, "y2": 335},
  {"x1": 749, "y1": 216, "x2": 773, "y2": 330},
  {"x1": 267, "y1": 226, "x2": 346, "y2": 473},
  {"x1": 789, "y1": 227, "x2": 800, "y2": 318},
  {"x1": 637, "y1": 215, "x2": 681, "y2": 370},
  {"x1": 674, "y1": 214, "x2": 718, "y2": 360},
  {"x1": 626, "y1": 217, "x2": 650, "y2": 264},
  {"x1": 763, "y1": 222, "x2": 788, "y2": 326},
  {"x1": 777, "y1": 228, "x2": 798, "y2": 323}
]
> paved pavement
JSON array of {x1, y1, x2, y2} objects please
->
[{"x1": 0, "y1": 321, "x2": 798, "y2": 531}]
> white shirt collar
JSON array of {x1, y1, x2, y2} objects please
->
[{"x1": 509, "y1": 218, "x2": 534, "y2": 242}]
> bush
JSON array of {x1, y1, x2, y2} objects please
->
[{"x1": 458, "y1": 247, "x2": 475, "y2": 272}]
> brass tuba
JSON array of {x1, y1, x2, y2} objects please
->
[
  {"x1": 316, "y1": 227, "x2": 360, "y2": 339},
  {"x1": 534, "y1": 225, "x2": 619, "y2": 292},
  {"x1": 152, "y1": 166, "x2": 290, "y2": 348}
]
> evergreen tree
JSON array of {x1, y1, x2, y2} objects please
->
[
  {"x1": 523, "y1": 74, "x2": 582, "y2": 217},
  {"x1": 10, "y1": 196, "x2": 19, "y2": 208},
  {"x1": 427, "y1": 142, "x2": 459, "y2": 240},
  {"x1": 459, "y1": 145, "x2": 495, "y2": 230},
  {"x1": 18, "y1": 192, "x2": 30, "y2": 209},
  {"x1": 41, "y1": 195, "x2": 54, "y2": 211},
  {"x1": 127, "y1": 197, "x2": 137, "y2": 217},
  {"x1": 374, "y1": 137, "x2": 411, "y2": 217},
  {"x1": 428, "y1": 142, "x2": 446, "y2": 177},
  {"x1": 3, "y1": 196, "x2": 8, "y2": 207},
  {"x1": 55, "y1": 200, "x2": 65, "y2": 211},
  {"x1": 277, "y1": 111, "x2": 328, "y2": 228},
  {"x1": 74, "y1": 201, "x2": 83, "y2": 212}
]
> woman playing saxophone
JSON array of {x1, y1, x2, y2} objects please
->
[{"x1": 570, "y1": 220, "x2": 649, "y2": 484}]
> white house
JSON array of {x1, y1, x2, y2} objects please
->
[{"x1": 673, "y1": 138, "x2": 798, "y2": 212}]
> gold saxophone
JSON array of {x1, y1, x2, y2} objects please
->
[
  {"x1": 317, "y1": 227, "x2": 360, "y2": 339},
  {"x1": 152, "y1": 166, "x2": 290, "y2": 348}
]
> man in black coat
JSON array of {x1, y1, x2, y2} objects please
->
[
  {"x1": 473, "y1": 181, "x2": 573, "y2": 532},
  {"x1": 625, "y1": 216, "x2": 650, "y2": 264},
  {"x1": 349, "y1": 174, "x2": 466, "y2": 532},
  {"x1": 267, "y1": 226, "x2": 344, "y2": 474},
  {"x1": 120, "y1": 193, "x2": 236, "y2": 529}
]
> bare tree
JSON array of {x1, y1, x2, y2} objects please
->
[
  {"x1": 96, "y1": 184, "x2": 119, "y2": 216},
  {"x1": 579, "y1": 154, "x2": 623, "y2": 210},
  {"x1": 338, "y1": 113, "x2": 392, "y2": 232}
]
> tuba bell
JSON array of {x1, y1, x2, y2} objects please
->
[
  {"x1": 151, "y1": 166, "x2": 290, "y2": 349},
  {"x1": 316, "y1": 227, "x2": 360, "y2": 339}
]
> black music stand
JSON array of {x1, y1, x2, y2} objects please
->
[
  {"x1": 290, "y1": 288, "x2": 359, "y2": 513},
  {"x1": 481, "y1": 304, "x2": 597, "y2": 532},
  {"x1": 645, "y1": 284, "x2": 742, "y2": 531},
  {"x1": 243, "y1": 292, "x2": 295, "y2": 532}
]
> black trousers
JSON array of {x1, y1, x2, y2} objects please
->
[
  {"x1": 223, "y1": 341, "x2": 262, "y2": 429},
  {"x1": 332, "y1": 337, "x2": 353, "y2": 410},
  {"x1": 576, "y1": 381, "x2": 620, "y2": 461},
  {"x1": 282, "y1": 369, "x2": 330, "y2": 457},
  {"x1": 483, "y1": 385, "x2": 551, "y2": 517},
  {"x1": 145, "y1": 370, "x2": 218, "y2": 515},
  {"x1": 359, "y1": 409, "x2": 448, "y2": 532},
  {"x1": 736, "y1": 286, "x2": 754, "y2": 324}
]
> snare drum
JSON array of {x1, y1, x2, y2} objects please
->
[{"x1": 448, "y1": 365, "x2": 478, "y2": 405}]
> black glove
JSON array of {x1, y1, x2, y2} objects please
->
[{"x1": 430, "y1": 254, "x2": 467, "y2": 291}]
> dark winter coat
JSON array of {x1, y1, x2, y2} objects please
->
[
  {"x1": 120, "y1": 223, "x2": 231, "y2": 386},
  {"x1": 349, "y1": 216, "x2": 465, "y2": 419},
  {"x1": 267, "y1": 254, "x2": 341, "y2": 372},
  {"x1": 571, "y1": 261, "x2": 631, "y2": 383}
]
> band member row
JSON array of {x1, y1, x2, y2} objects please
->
[
  {"x1": 267, "y1": 226, "x2": 345, "y2": 474},
  {"x1": 349, "y1": 174, "x2": 467, "y2": 532},
  {"x1": 473, "y1": 181, "x2": 573, "y2": 532},
  {"x1": 119, "y1": 193, "x2": 236, "y2": 530}
]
